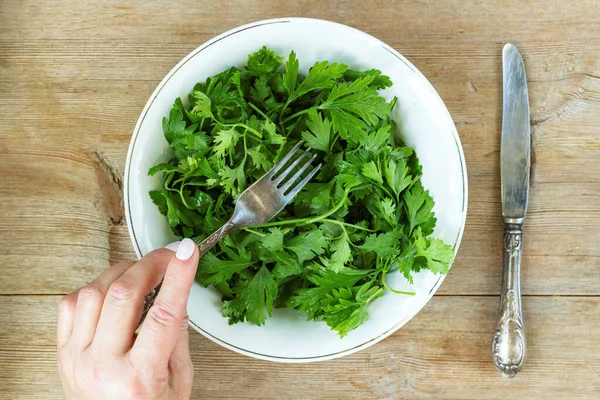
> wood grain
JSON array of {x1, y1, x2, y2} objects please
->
[
  {"x1": 1, "y1": 296, "x2": 598, "y2": 399},
  {"x1": 1, "y1": 0, "x2": 600, "y2": 398}
]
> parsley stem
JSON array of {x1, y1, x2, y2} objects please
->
[
  {"x1": 178, "y1": 187, "x2": 192, "y2": 209},
  {"x1": 282, "y1": 107, "x2": 311, "y2": 124},
  {"x1": 181, "y1": 181, "x2": 210, "y2": 187},
  {"x1": 365, "y1": 288, "x2": 385, "y2": 305},
  {"x1": 269, "y1": 103, "x2": 284, "y2": 114},
  {"x1": 248, "y1": 102, "x2": 273, "y2": 125},
  {"x1": 241, "y1": 134, "x2": 249, "y2": 174},
  {"x1": 321, "y1": 218, "x2": 374, "y2": 232},
  {"x1": 304, "y1": 190, "x2": 349, "y2": 224},
  {"x1": 254, "y1": 190, "x2": 349, "y2": 228},
  {"x1": 163, "y1": 172, "x2": 175, "y2": 189},
  {"x1": 253, "y1": 217, "x2": 304, "y2": 229},
  {"x1": 223, "y1": 122, "x2": 263, "y2": 139},
  {"x1": 381, "y1": 270, "x2": 416, "y2": 296},
  {"x1": 377, "y1": 184, "x2": 395, "y2": 201},
  {"x1": 242, "y1": 227, "x2": 266, "y2": 237},
  {"x1": 407, "y1": 175, "x2": 421, "y2": 192},
  {"x1": 279, "y1": 99, "x2": 293, "y2": 125},
  {"x1": 329, "y1": 133, "x2": 339, "y2": 153}
]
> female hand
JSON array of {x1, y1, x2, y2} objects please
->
[{"x1": 57, "y1": 238, "x2": 199, "y2": 400}]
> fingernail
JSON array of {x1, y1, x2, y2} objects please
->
[
  {"x1": 175, "y1": 238, "x2": 196, "y2": 261},
  {"x1": 165, "y1": 241, "x2": 181, "y2": 252}
]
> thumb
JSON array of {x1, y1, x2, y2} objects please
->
[
  {"x1": 131, "y1": 238, "x2": 199, "y2": 367},
  {"x1": 169, "y1": 317, "x2": 194, "y2": 397}
]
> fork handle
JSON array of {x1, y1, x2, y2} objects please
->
[
  {"x1": 135, "y1": 221, "x2": 236, "y2": 333},
  {"x1": 197, "y1": 221, "x2": 236, "y2": 257},
  {"x1": 492, "y1": 222, "x2": 526, "y2": 378}
]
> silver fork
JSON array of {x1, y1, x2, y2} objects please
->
[{"x1": 137, "y1": 141, "x2": 321, "y2": 332}]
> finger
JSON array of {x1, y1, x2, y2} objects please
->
[
  {"x1": 70, "y1": 260, "x2": 135, "y2": 348},
  {"x1": 56, "y1": 290, "x2": 78, "y2": 348},
  {"x1": 168, "y1": 318, "x2": 194, "y2": 398},
  {"x1": 132, "y1": 238, "x2": 198, "y2": 367},
  {"x1": 93, "y1": 248, "x2": 174, "y2": 353}
]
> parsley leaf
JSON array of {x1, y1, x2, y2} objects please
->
[
  {"x1": 162, "y1": 108, "x2": 190, "y2": 144},
  {"x1": 223, "y1": 265, "x2": 278, "y2": 326},
  {"x1": 292, "y1": 61, "x2": 347, "y2": 101},
  {"x1": 246, "y1": 46, "x2": 283, "y2": 76},
  {"x1": 344, "y1": 68, "x2": 393, "y2": 90},
  {"x1": 212, "y1": 128, "x2": 241, "y2": 158},
  {"x1": 165, "y1": 194, "x2": 179, "y2": 228},
  {"x1": 272, "y1": 258, "x2": 303, "y2": 280},
  {"x1": 286, "y1": 268, "x2": 371, "y2": 318},
  {"x1": 198, "y1": 249, "x2": 254, "y2": 286},
  {"x1": 322, "y1": 231, "x2": 352, "y2": 272},
  {"x1": 321, "y1": 283, "x2": 384, "y2": 337},
  {"x1": 149, "y1": 189, "x2": 168, "y2": 214},
  {"x1": 286, "y1": 230, "x2": 329, "y2": 263},
  {"x1": 301, "y1": 109, "x2": 332, "y2": 152},
  {"x1": 218, "y1": 163, "x2": 246, "y2": 195},
  {"x1": 361, "y1": 160, "x2": 383, "y2": 185},
  {"x1": 246, "y1": 146, "x2": 272, "y2": 171},
  {"x1": 148, "y1": 163, "x2": 178, "y2": 177},
  {"x1": 358, "y1": 230, "x2": 403, "y2": 259},
  {"x1": 414, "y1": 229, "x2": 454, "y2": 275},
  {"x1": 364, "y1": 125, "x2": 393, "y2": 152},
  {"x1": 318, "y1": 81, "x2": 391, "y2": 143},
  {"x1": 262, "y1": 228, "x2": 285, "y2": 252},
  {"x1": 378, "y1": 197, "x2": 398, "y2": 226},
  {"x1": 404, "y1": 181, "x2": 436, "y2": 235},
  {"x1": 190, "y1": 91, "x2": 214, "y2": 119},
  {"x1": 384, "y1": 157, "x2": 412, "y2": 199},
  {"x1": 282, "y1": 50, "x2": 299, "y2": 97}
]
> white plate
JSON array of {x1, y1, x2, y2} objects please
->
[{"x1": 124, "y1": 18, "x2": 467, "y2": 362}]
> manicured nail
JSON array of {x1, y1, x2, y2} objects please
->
[
  {"x1": 165, "y1": 241, "x2": 181, "y2": 252},
  {"x1": 175, "y1": 238, "x2": 196, "y2": 261}
]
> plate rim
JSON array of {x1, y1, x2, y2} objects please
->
[{"x1": 124, "y1": 17, "x2": 468, "y2": 363}]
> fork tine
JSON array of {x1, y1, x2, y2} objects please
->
[
  {"x1": 283, "y1": 162, "x2": 322, "y2": 202},
  {"x1": 273, "y1": 147, "x2": 311, "y2": 185},
  {"x1": 262, "y1": 140, "x2": 304, "y2": 180},
  {"x1": 279, "y1": 153, "x2": 318, "y2": 193}
]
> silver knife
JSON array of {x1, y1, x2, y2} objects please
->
[{"x1": 492, "y1": 43, "x2": 530, "y2": 378}]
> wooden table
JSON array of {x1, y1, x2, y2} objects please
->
[{"x1": 1, "y1": 1, "x2": 599, "y2": 398}]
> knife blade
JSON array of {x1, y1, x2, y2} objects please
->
[
  {"x1": 501, "y1": 43, "x2": 531, "y2": 220},
  {"x1": 492, "y1": 43, "x2": 530, "y2": 378}
]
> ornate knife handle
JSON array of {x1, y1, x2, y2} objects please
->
[
  {"x1": 135, "y1": 221, "x2": 236, "y2": 333},
  {"x1": 492, "y1": 222, "x2": 526, "y2": 378}
]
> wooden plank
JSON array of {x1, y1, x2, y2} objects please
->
[
  {"x1": 0, "y1": 296, "x2": 598, "y2": 399},
  {"x1": 2, "y1": 0, "x2": 600, "y2": 43}
]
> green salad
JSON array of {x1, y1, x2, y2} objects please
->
[{"x1": 148, "y1": 47, "x2": 454, "y2": 337}]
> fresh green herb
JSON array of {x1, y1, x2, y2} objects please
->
[{"x1": 148, "y1": 46, "x2": 454, "y2": 337}]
